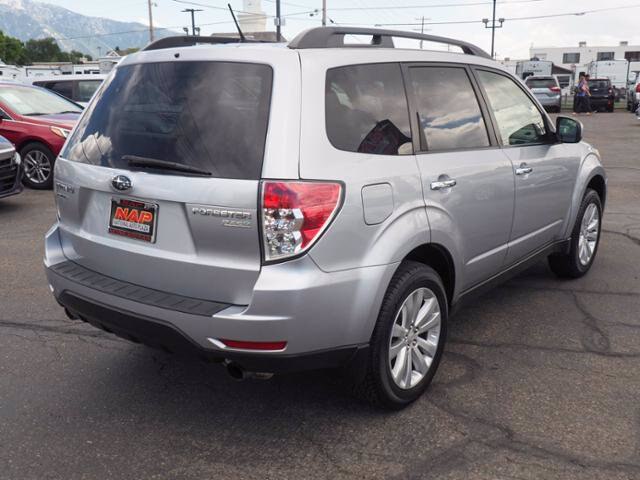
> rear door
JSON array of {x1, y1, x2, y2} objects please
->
[
  {"x1": 406, "y1": 64, "x2": 515, "y2": 290},
  {"x1": 55, "y1": 60, "x2": 276, "y2": 305},
  {"x1": 474, "y1": 68, "x2": 578, "y2": 264}
]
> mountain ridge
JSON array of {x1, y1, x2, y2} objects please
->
[{"x1": 0, "y1": 0, "x2": 175, "y2": 58}]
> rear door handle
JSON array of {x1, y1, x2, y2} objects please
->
[
  {"x1": 515, "y1": 165, "x2": 533, "y2": 176},
  {"x1": 430, "y1": 179, "x2": 457, "y2": 190}
]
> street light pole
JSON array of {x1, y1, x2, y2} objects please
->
[
  {"x1": 322, "y1": 0, "x2": 327, "y2": 26},
  {"x1": 147, "y1": 0, "x2": 154, "y2": 42},
  {"x1": 276, "y1": 0, "x2": 282, "y2": 41},
  {"x1": 482, "y1": 0, "x2": 504, "y2": 59},
  {"x1": 181, "y1": 8, "x2": 203, "y2": 36},
  {"x1": 490, "y1": 0, "x2": 496, "y2": 59}
]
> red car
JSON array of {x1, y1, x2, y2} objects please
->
[{"x1": 0, "y1": 82, "x2": 82, "y2": 189}]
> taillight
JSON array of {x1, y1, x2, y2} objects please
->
[
  {"x1": 261, "y1": 181, "x2": 342, "y2": 262},
  {"x1": 636, "y1": 84, "x2": 640, "y2": 93},
  {"x1": 549, "y1": 86, "x2": 561, "y2": 93}
]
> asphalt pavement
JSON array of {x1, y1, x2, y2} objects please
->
[{"x1": 1, "y1": 112, "x2": 640, "y2": 480}]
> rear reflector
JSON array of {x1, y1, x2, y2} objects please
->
[
  {"x1": 262, "y1": 181, "x2": 342, "y2": 262},
  {"x1": 220, "y1": 339, "x2": 287, "y2": 351}
]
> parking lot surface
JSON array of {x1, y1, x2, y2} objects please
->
[{"x1": 1, "y1": 112, "x2": 640, "y2": 480}]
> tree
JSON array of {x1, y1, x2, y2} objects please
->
[
  {"x1": 24, "y1": 38, "x2": 64, "y2": 63},
  {"x1": 0, "y1": 31, "x2": 28, "y2": 65}
]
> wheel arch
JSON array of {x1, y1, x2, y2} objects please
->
[
  {"x1": 403, "y1": 243, "x2": 456, "y2": 306},
  {"x1": 563, "y1": 153, "x2": 607, "y2": 238},
  {"x1": 17, "y1": 137, "x2": 55, "y2": 154}
]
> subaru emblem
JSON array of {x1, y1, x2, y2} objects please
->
[{"x1": 112, "y1": 175, "x2": 132, "y2": 192}]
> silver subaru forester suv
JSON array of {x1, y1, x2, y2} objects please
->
[{"x1": 45, "y1": 27, "x2": 606, "y2": 408}]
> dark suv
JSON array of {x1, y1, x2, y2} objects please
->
[{"x1": 587, "y1": 78, "x2": 615, "y2": 112}]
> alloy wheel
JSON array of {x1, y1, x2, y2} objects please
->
[
  {"x1": 23, "y1": 150, "x2": 52, "y2": 185},
  {"x1": 578, "y1": 203, "x2": 599, "y2": 266},
  {"x1": 388, "y1": 287, "x2": 441, "y2": 390}
]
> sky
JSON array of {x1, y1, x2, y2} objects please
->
[{"x1": 40, "y1": 0, "x2": 640, "y2": 59}]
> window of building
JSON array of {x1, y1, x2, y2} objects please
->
[
  {"x1": 625, "y1": 51, "x2": 640, "y2": 62},
  {"x1": 563, "y1": 53, "x2": 581, "y2": 64},
  {"x1": 409, "y1": 66, "x2": 490, "y2": 151},
  {"x1": 597, "y1": 52, "x2": 615, "y2": 61},
  {"x1": 325, "y1": 63, "x2": 412, "y2": 155}
]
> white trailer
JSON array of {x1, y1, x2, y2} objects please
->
[
  {"x1": 516, "y1": 60, "x2": 553, "y2": 80},
  {"x1": 587, "y1": 60, "x2": 629, "y2": 89}
]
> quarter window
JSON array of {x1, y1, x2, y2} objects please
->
[
  {"x1": 477, "y1": 70, "x2": 548, "y2": 146},
  {"x1": 409, "y1": 66, "x2": 490, "y2": 151},
  {"x1": 325, "y1": 63, "x2": 412, "y2": 155}
]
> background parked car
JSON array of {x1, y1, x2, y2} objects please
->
[
  {"x1": 573, "y1": 78, "x2": 616, "y2": 113},
  {"x1": 0, "y1": 82, "x2": 82, "y2": 189},
  {"x1": 524, "y1": 75, "x2": 562, "y2": 112},
  {"x1": 587, "y1": 78, "x2": 615, "y2": 112},
  {"x1": 26, "y1": 74, "x2": 105, "y2": 107},
  {"x1": 0, "y1": 134, "x2": 22, "y2": 199}
]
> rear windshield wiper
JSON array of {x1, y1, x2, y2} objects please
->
[
  {"x1": 57, "y1": 110, "x2": 82, "y2": 114},
  {"x1": 123, "y1": 155, "x2": 212, "y2": 177}
]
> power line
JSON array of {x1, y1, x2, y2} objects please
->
[
  {"x1": 369, "y1": 3, "x2": 640, "y2": 26},
  {"x1": 324, "y1": 0, "x2": 546, "y2": 11}
]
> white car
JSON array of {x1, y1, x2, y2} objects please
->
[{"x1": 24, "y1": 74, "x2": 106, "y2": 107}]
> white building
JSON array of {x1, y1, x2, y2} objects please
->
[
  {"x1": 530, "y1": 41, "x2": 640, "y2": 82},
  {"x1": 238, "y1": 0, "x2": 267, "y2": 32}
]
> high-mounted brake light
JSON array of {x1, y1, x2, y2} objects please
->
[{"x1": 261, "y1": 181, "x2": 342, "y2": 262}]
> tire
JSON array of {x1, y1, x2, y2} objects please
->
[
  {"x1": 20, "y1": 142, "x2": 55, "y2": 190},
  {"x1": 354, "y1": 261, "x2": 448, "y2": 409},
  {"x1": 548, "y1": 189, "x2": 602, "y2": 278}
]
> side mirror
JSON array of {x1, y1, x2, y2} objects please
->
[{"x1": 556, "y1": 116, "x2": 582, "y2": 143}]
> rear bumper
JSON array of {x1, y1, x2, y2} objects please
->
[
  {"x1": 45, "y1": 223, "x2": 394, "y2": 373},
  {"x1": 59, "y1": 291, "x2": 368, "y2": 373},
  {"x1": 535, "y1": 95, "x2": 561, "y2": 107}
]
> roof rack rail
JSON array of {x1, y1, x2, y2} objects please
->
[
  {"x1": 288, "y1": 27, "x2": 491, "y2": 59},
  {"x1": 143, "y1": 35, "x2": 268, "y2": 52}
]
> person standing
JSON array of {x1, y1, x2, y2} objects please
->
[{"x1": 574, "y1": 74, "x2": 592, "y2": 115}]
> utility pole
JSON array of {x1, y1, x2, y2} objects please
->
[
  {"x1": 275, "y1": 0, "x2": 282, "y2": 42},
  {"x1": 482, "y1": 0, "x2": 504, "y2": 58},
  {"x1": 181, "y1": 8, "x2": 203, "y2": 36},
  {"x1": 412, "y1": 16, "x2": 430, "y2": 48},
  {"x1": 322, "y1": 0, "x2": 327, "y2": 26},
  {"x1": 147, "y1": 0, "x2": 155, "y2": 42}
]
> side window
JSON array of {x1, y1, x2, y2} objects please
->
[
  {"x1": 326, "y1": 63, "x2": 412, "y2": 155},
  {"x1": 49, "y1": 81, "x2": 73, "y2": 100},
  {"x1": 77, "y1": 80, "x2": 102, "y2": 102},
  {"x1": 409, "y1": 66, "x2": 490, "y2": 151},
  {"x1": 476, "y1": 70, "x2": 548, "y2": 146}
]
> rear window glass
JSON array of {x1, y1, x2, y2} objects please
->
[
  {"x1": 63, "y1": 61, "x2": 273, "y2": 180},
  {"x1": 326, "y1": 63, "x2": 412, "y2": 155},
  {"x1": 588, "y1": 80, "x2": 610, "y2": 90},
  {"x1": 525, "y1": 78, "x2": 556, "y2": 89}
]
